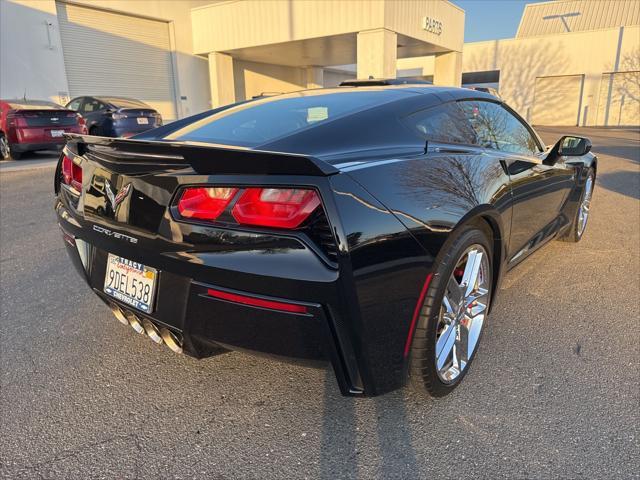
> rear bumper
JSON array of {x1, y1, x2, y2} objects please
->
[
  {"x1": 11, "y1": 142, "x2": 64, "y2": 152},
  {"x1": 56, "y1": 202, "x2": 363, "y2": 396},
  {"x1": 112, "y1": 123, "x2": 157, "y2": 138}
]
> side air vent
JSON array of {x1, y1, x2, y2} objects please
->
[{"x1": 304, "y1": 209, "x2": 339, "y2": 263}]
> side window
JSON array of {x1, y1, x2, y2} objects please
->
[
  {"x1": 458, "y1": 101, "x2": 540, "y2": 155},
  {"x1": 82, "y1": 99, "x2": 106, "y2": 113},
  {"x1": 405, "y1": 102, "x2": 477, "y2": 145},
  {"x1": 67, "y1": 99, "x2": 81, "y2": 111},
  {"x1": 78, "y1": 98, "x2": 91, "y2": 113}
]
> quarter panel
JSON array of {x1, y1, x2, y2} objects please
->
[
  {"x1": 346, "y1": 151, "x2": 513, "y2": 259},
  {"x1": 329, "y1": 173, "x2": 432, "y2": 395},
  {"x1": 330, "y1": 152, "x2": 512, "y2": 394}
]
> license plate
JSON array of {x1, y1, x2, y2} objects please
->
[
  {"x1": 51, "y1": 130, "x2": 65, "y2": 137},
  {"x1": 136, "y1": 117, "x2": 149, "y2": 125},
  {"x1": 103, "y1": 254, "x2": 158, "y2": 313}
]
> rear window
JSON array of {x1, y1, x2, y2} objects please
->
[
  {"x1": 163, "y1": 90, "x2": 404, "y2": 147},
  {"x1": 404, "y1": 102, "x2": 478, "y2": 145}
]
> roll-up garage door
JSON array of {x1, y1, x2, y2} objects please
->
[
  {"x1": 56, "y1": 2, "x2": 177, "y2": 120},
  {"x1": 596, "y1": 71, "x2": 640, "y2": 126},
  {"x1": 531, "y1": 75, "x2": 584, "y2": 126}
]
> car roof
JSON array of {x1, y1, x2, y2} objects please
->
[
  {"x1": 92, "y1": 96, "x2": 151, "y2": 108},
  {"x1": 1, "y1": 99, "x2": 66, "y2": 109},
  {"x1": 339, "y1": 78, "x2": 432, "y2": 87},
  {"x1": 243, "y1": 84, "x2": 497, "y2": 103},
  {"x1": 255, "y1": 86, "x2": 500, "y2": 153},
  {"x1": 323, "y1": 84, "x2": 499, "y2": 100},
  {"x1": 149, "y1": 84, "x2": 505, "y2": 160}
]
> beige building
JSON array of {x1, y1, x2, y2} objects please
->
[
  {"x1": 1, "y1": 0, "x2": 464, "y2": 122},
  {"x1": 1, "y1": 0, "x2": 638, "y2": 126},
  {"x1": 191, "y1": 0, "x2": 464, "y2": 106},
  {"x1": 400, "y1": 0, "x2": 640, "y2": 126}
]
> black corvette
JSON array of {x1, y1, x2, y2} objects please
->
[{"x1": 55, "y1": 84, "x2": 596, "y2": 397}]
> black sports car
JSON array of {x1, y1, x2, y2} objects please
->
[{"x1": 55, "y1": 84, "x2": 596, "y2": 397}]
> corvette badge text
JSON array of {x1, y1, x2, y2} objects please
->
[{"x1": 93, "y1": 224, "x2": 139, "y2": 244}]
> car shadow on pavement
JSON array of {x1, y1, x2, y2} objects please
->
[
  {"x1": 593, "y1": 145, "x2": 640, "y2": 164},
  {"x1": 319, "y1": 369, "x2": 419, "y2": 479},
  {"x1": 371, "y1": 391, "x2": 420, "y2": 480},
  {"x1": 4, "y1": 150, "x2": 60, "y2": 162},
  {"x1": 319, "y1": 369, "x2": 359, "y2": 479},
  {"x1": 596, "y1": 170, "x2": 640, "y2": 199}
]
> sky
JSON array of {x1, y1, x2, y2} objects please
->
[{"x1": 452, "y1": 0, "x2": 546, "y2": 42}]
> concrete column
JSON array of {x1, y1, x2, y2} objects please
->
[
  {"x1": 433, "y1": 51, "x2": 462, "y2": 87},
  {"x1": 208, "y1": 52, "x2": 235, "y2": 107},
  {"x1": 305, "y1": 67, "x2": 324, "y2": 89},
  {"x1": 357, "y1": 29, "x2": 397, "y2": 79}
]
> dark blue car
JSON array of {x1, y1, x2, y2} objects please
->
[{"x1": 65, "y1": 96, "x2": 162, "y2": 138}]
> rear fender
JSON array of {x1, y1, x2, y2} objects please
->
[
  {"x1": 334, "y1": 152, "x2": 512, "y2": 392},
  {"x1": 328, "y1": 173, "x2": 433, "y2": 395}
]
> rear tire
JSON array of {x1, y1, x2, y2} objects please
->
[
  {"x1": 89, "y1": 126, "x2": 100, "y2": 136},
  {"x1": 0, "y1": 133, "x2": 18, "y2": 160},
  {"x1": 0, "y1": 133, "x2": 9, "y2": 160},
  {"x1": 409, "y1": 225, "x2": 493, "y2": 397},
  {"x1": 559, "y1": 169, "x2": 594, "y2": 243}
]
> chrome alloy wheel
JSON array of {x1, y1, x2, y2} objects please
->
[
  {"x1": 577, "y1": 175, "x2": 594, "y2": 237},
  {"x1": 0, "y1": 135, "x2": 9, "y2": 159},
  {"x1": 435, "y1": 245, "x2": 491, "y2": 383}
]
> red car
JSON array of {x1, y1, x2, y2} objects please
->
[{"x1": 0, "y1": 99, "x2": 87, "y2": 160}]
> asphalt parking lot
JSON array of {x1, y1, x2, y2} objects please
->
[{"x1": 0, "y1": 127, "x2": 638, "y2": 479}]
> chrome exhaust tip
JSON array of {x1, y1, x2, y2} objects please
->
[
  {"x1": 160, "y1": 327, "x2": 183, "y2": 354},
  {"x1": 110, "y1": 303, "x2": 129, "y2": 326},
  {"x1": 142, "y1": 318, "x2": 163, "y2": 344},
  {"x1": 125, "y1": 312, "x2": 145, "y2": 334}
]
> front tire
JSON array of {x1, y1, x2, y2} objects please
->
[
  {"x1": 560, "y1": 169, "x2": 594, "y2": 243},
  {"x1": 409, "y1": 226, "x2": 493, "y2": 397}
]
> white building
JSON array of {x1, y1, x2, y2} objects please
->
[{"x1": 1, "y1": 0, "x2": 638, "y2": 126}]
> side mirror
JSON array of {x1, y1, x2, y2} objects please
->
[
  {"x1": 558, "y1": 136, "x2": 592, "y2": 156},
  {"x1": 543, "y1": 135, "x2": 592, "y2": 165}
]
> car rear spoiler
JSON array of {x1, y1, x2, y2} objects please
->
[{"x1": 63, "y1": 134, "x2": 338, "y2": 176}]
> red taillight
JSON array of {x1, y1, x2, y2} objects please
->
[
  {"x1": 6, "y1": 112, "x2": 26, "y2": 128},
  {"x1": 6, "y1": 112, "x2": 15, "y2": 128},
  {"x1": 175, "y1": 186, "x2": 321, "y2": 229},
  {"x1": 231, "y1": 188, "x2": 320, "y2": 229},
  {"x1": 61, "y1": 155, "x2": 82, "y2": 192},
  {"x1": 206, "y1": 288, "x2": 308, "y2": 314},
  {"x1": 75, "y1": 114, "x2": 88, "y2": 134},
  {"x1": 177, "y1": 187, "x2": 238, "y2": 221}
]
